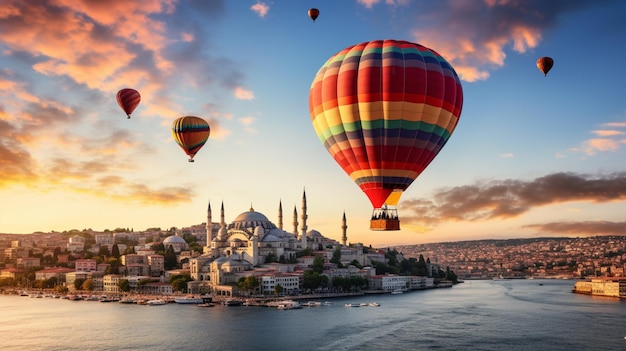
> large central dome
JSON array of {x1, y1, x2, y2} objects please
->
[{"x1": 230, "y1": 208, "x2": 277, "y2": 231}]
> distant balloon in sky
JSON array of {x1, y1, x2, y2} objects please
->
[
  {"x1": 116, "y1": 88, "x2": 141, "y2": 119},
  {"x1": 536, "y1": 57, "x2": 554, "y2": 77},
  {"x1": 309, "y1": 39, "x2": 464, "y2": 231},
  {"x1": 171, "y1": 116, "x2": 211, "y2": 162},
  {"x1": 308, "y1": 8, "x2": 319, "y2": 22}
]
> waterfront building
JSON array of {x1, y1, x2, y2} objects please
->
[
  {"x1": 103, "y1": 274, "x2": 122, "y2": 293},
  {"x1": 573, "y1": 277, "x2": 626, "y2": 298},
  {"x1": 367, "y1": 274, "x2": 435, "y2": 292},
  {"x1": 66, "y1": 271, "x2": 92, "y2": 291},
  {"x1": 35, "y1": 267, "x2": 74, "y2": 282},
  {"x1": 260, "y1": 273, "x2": 300, "y2": 295},
  {"x1": 0, "y1": 267, "x2": 26, "y2": 280}
]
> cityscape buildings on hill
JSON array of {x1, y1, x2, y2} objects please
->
[
  {"x1": 396, "y1": 236, "x2": 626, "y2": 280},
  {"x1": 0, "y1": 190, "x2": 446, "y2": 298}
]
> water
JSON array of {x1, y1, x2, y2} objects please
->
[{"x1": 1, "y1": 279, "x2": 624, "y2": 351}]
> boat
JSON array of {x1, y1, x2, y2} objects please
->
[
  {"x1": 276, "y1": 300, "x2": 302, "y2": 310},
  {"x1": 368, "y1": 302, "x2": 380, "y2": 307},
  {"x1": 323, "y1": 301, "x2": 333, "y2": 306},
  {"x1": 302, "y1": 301, "x2": 322, "y2": 307},
  {"x1": 223, "y1": 300, "x2": 244, "y2": 306},
  {"x1": 344, "y1": 303, "x2": 360, "y2": 307},
  {"x1": 146, "y1": 299, "x2": 167, "y2": 306},
  {"x1": 197, "y1": 303, "x2": 215, "y2": 307},
  {"x1": 119, "y1": 298, "x2": 134, "y2": 304},
  {"x1": 174, "y1": 297, "x2": 204, "y2": 304},
  {"x1": 391, "y1": 289, "x2": 404, "y2": 294}
]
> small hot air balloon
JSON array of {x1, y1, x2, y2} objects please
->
[
  {"x1": 171, "y1": 116, "x2": 210, "y2": 162},
  {"x1": 309, "y1": 40, "x2": 464, "y2": 231},
  {"x1": 308, "y1": 8, "x2": 319, "y2": 22},
  {"x1": 536, "y1": 57, "x2": 554, "y2": 77},
  {"x1": 116, "y1": 88, "x2": 141, "y2": 119}
]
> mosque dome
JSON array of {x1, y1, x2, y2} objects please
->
[
  {"x1": 261, "y1": 234, "x2": 280, "y2": 242},
  {"x1": 163, "y1": 234, "x2": 187, "y2": 253},
  {"x1": 163, "y1": 235, "x2": 186, "y2": 244},
  {"x1": 307, "y1": 230, "x2": 322, "y2": 238},
  {"x1": 230, "y1": 207, "x2": 277, "y2": 231}
]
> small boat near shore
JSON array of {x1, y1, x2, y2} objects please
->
[
  {"x1": 197, "y1": 303, "x2": 215, "y2": 307},
  {"x1": 146, "y1": 299, "x2": 167, "y2": 306},
  {"x1": 276, "y1": 300, "x2": 302, "y2": 310},
  {"x1": 174, "y1": 297, "x2": 204, "y2": 304}
]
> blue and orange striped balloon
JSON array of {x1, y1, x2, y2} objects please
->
[
  {"x1": 309, "y1": 40, "x2": 463, "y2": 209},
  {"x1": 171, "y1": 116, "x2": 210, "y2": 162}
]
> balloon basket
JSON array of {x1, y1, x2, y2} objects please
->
[
  {"x1": 370, "y1": 219, "x2": 400, "y2": 231},
  {"x1": 370, "y1": 207, "x2": 400, "y2": 231}
]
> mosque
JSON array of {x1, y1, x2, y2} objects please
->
[{"x1": 187, "y1": 190, "x2": 353, "y2": 296}]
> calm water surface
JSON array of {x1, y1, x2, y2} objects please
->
[{"x1": 1, "y1": 279, "x2": 625, "y2": 351}]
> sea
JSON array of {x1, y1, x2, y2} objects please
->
[{"x1": 1, "y1": 279, "x2": 624, "y2": 351}]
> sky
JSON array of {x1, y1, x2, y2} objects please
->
[{"x1": 1, "y1": 0, "x2": 626, "y2": 247}]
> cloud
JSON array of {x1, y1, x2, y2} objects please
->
[
  {"x1": 571, "y1": 121, "x2": 626, "y2": 155},
  {"x1": 401, "y1": 172, "x2": 626, "y2": 226},
  {"x1": 523, "y1": 221, "x2": 626, "y2": 235},
  {"x1": 234, "y1": 86, "x2": 255, "y2": 100},
  {"x1": 406, "y1": 0, "x2": 604, "y2": 82},
  {"x1": 251, "y1": 2, "x2": 269, "y2": 17},
  {"x1": 239, "y1": 116, "x2": 258, "y2": 134},
  {"x1": 0, "y1": 0, "x2": 246, "y2": 127}
]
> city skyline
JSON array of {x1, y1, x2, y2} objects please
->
[{"x1": 2, "y1": 1, "x2": 626, "y2": 247}]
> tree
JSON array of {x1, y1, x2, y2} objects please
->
[
  {"x1": 82, "y1": 279, "x2": 94, "y2": 291},
  {"x1": 118, "y1": 279, "x2": 131, "y2": 292},
  {"x1": 98, "y1": 245, "x2": 111, "y2": 257},
  {"x1": 237, "y1": 276, "x2": 259, "y2": 296},
  {"x1": 274, "y1": 284, "x2": 283, "y2": 296},
  {"x1": 311, "y1": 255, "x2": 325, "y2": 273},
  {"x1": 169, "y1": 274, "x2": 192, "y2": 293},
  {"x1": 330, "y1": 248, "x2": 343, "y2": 268},
  {"x1": 111, "y1": 244, "x2": 120, "y2": 259},
  {"x1": 164, "y1": 245, "x2": 177, "y2": 270},
  {"x1": 74, "y1": 278, "x2": 85, "y2": 290}
]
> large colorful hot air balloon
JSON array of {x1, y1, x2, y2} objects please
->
[
  {"x1": 171, "y1": 116, "x2": 211, "y2": 162},
  {"x1": 308, "y1": 8, "x2": 319, "y2": 22},
  {"x1": 309, "y1": 40, "x2": 463, "y2": 231},
  {"x1": 116, "y1": 88, "x2": 141, "y2": 119},
  {"x1": 536, "y1": 57, "x2": 554, "y2": 76}
]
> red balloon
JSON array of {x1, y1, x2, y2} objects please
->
[
  {"x1": 308, "y1": 8, "x2": 319, "y2": 22},
  {"x1": 536, "y1": 57, "x2": 554, "y2": 77},
  {"x1": 116, "y1": 88, "x2": 141, "y2": 119}
]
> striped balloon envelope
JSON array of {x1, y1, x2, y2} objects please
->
[
  {"x1": 116, "y1": 88, "x2": 141, "y2": 119},
  {"x1": 171, "y1": 116, "x2": 211, "y2": 162},
  {"x1": 308, "y1": 40, "x2": 463, "y2": 229}
]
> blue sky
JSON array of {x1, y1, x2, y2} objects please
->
[{"x1": 1, "y1": 0, "x2": 626, "y2": 246}]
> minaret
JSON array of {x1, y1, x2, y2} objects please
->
[
  {"x1": 206, "y1": 201, "x2": 213, "y2": 249},
  {"x1": 292, "y1": 205, "x2": 298, "y2": 235},
  {"x1": 278, "y1": 200, "x2": 283, "y2": 231},
  {"x1": 300, "y1": 189, "x2": 308, "y2": 247},
  {"x1": 341, "y1": 211, "x2": 348, "y2": 247},
  {"x1": 220, "y1": 201, "x2": 226, "y2": 228}
]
